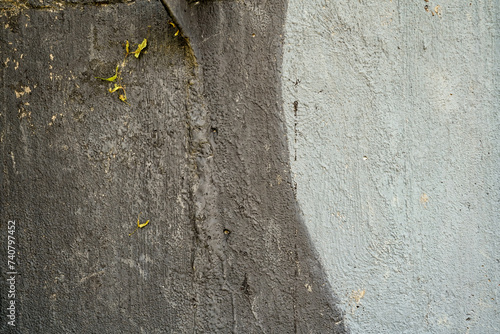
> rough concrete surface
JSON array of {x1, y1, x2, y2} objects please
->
[
  {"x1": 1, "y1": 0, "x2": 346, "y2": 333},
  {"x1": 283, "y1": 0, "x2": 499, "y2": 333}
]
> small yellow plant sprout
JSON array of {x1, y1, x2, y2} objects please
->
[
  {"x1": 129, "y1": 212, "x2": 150, "y2": 236},
  {"x1": 168, "y1": 22, "x2": 179, "y2": 36},
  {"x1": 95, "y1": 38, "x2": 147, "y2": 104}
]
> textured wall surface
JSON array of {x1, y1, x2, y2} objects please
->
[
  {"x1": 1, "y1": 0, "x2": 347, "y2": 332},
  {"x1": 1, "y1": 2, "x2": 197, "y2": 332},
  {"x1": 283, "y1": 0, "x2": 499, "y2": 333},
  {"x1": 2, "y1": 0, "x2": 499, "y2": 332}
]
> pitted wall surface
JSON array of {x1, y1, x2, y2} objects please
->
[{"x1": 1, "y1": 0, "x2": 347, "y2": 332}]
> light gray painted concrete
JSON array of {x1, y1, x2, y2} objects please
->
[{"x1": 283, "y1": 1, "x2": 499, "y2": 333}]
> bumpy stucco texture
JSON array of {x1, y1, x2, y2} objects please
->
[
  {"x1": 1, "y1": 0, "x2": 346, "y2": 332},
  {"x1": 283, "y1": 1, "x2": 499, "y2": 333}
]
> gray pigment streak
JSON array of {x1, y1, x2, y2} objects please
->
[{"x1": 283, "y1": 0, "x2": 499, "y2": 333}]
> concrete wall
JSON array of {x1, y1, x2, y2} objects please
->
[
  {"x1": 1, "y1": 0, "x2": 498, "y2": 332},
  {"x1": 1, "y1": 0, "x2": 346, "y2": 332},
  {"x1": 282, "y1": 0, "x2": 499, "y2": 333}
]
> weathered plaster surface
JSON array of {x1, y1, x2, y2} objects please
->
[
  {"x1": 283, "y1": 0, "x2": 499, "y2": 332},
  {"x1": 1, "y1": 0, "x2": 346, "y2": 332}
]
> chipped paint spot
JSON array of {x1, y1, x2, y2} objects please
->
[
  {"x1": 420, "y1": 193, "x2": 429, "y2": 206},
  {"x1": 349, "y1": 289, "x2": 365, "y2": 313},
  {"x1": 18, "y1": 108, "x2": 30, "y2": 120},
  {"x1": 351, "y1": 289, "x2": 365, "y2": 303},
  {"x1": 48, "y1": 115, "x2": 57, "y2": 126},
  {"x1": 434, "y1": 5, "x2": 442, "y2": 18},
  {"x1": 15, "y1": 86, "x2": 31, "y2": 98}
]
